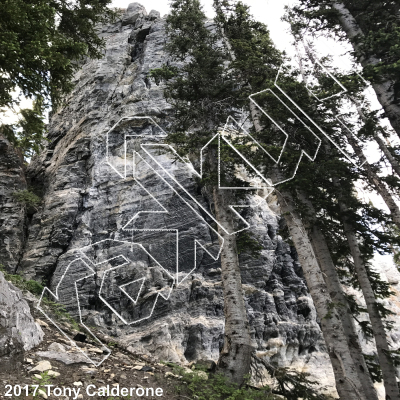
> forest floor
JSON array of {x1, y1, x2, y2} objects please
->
[
  {"x1": 0, "y1": 313, "x2": 183, "y2": 400},
  {"x1": 0, "y1": 298, "x2": 279, "y2": 400}
]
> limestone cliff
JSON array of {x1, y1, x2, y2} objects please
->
[{"x1": 5, "y1": 3, "x2": 337, "y2": 394}]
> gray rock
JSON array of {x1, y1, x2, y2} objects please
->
[
  {"x1": 193, "y1": 359, "x2": 216, "y2": 371},
  {"x1": 30, "y1": 360, "x2": 52, "y2": 373},
  {"x1": 122, "y1": 2, "x2": 147, "y2": 26},
  {"x1": 0, "y1": 135, "x2": 28, "y2": 273},
  {"x1": 12, "y1": 3, "x2": 335, "y2": 396},
  {"x1": 48, "y1": 342, "x2": 67, "y2": 352},
  {"x1": 148, "y1": 10, "x2": 160, "y2": 20},
  {"x1": 0, "y1": 271, "x2": 44, "y2": 372},
  {"x1": 35, "y1": 350, "x2": 90, "y2": 365}
]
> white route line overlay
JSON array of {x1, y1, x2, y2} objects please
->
[
  {"x1": 37, "y1": 62, "x2": 361, "y2": 363},
  {"x1": 36, "y1": 258, "x2": 111, "y2": 367}
]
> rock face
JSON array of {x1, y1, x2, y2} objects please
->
[
  {"x1": 0, "y1": 271, "x2": 44, "y2": 372},
  {"x1": 0, "y1": 135, "x2": 27, "y2": 273},
  {"x1": 15, "y1": 2, "x2": 335, "y2": 395}
]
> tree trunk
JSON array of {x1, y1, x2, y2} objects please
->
[
  {"x1": 343, "y1": 128, "x2": 400, "y2": 229},
  {"x1": 373, "y1": 133, "x2": 400, "y2": 178},
  {"x1": 334, "y1": 181, "x2": 400, "y2": 400},
  {"x1": 249, "y1": 102, "x2": 368, "y2": 400},
  {"x1": 213, "y1": 185, "x2": 253, "y2": 385},
  {"x1": 345, "y1": 92, "x2": 400, "y2": 178},
  {"x1": 297, "y1": 192, "x2": 379, "y2": 400},
  {"x1": 331, "y1": 1, "x2": 400, "y2": 139},
  {"x1": 272, "y1": 184, "x2": 368, "y2": 400}
]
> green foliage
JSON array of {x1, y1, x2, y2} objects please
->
[
  {"x1": 149, "y1": 0, "x2": 236, "y2": 162},
  {"x1": 383, "y1": 348, "x2": 400, "y2": 368},
  {"x1": 0, "y1": 0, "x2": 117, "y2": 158},
  {"x1": 256, "y1": 363, "x2": 331, "y2": 400},
  {"x1": 173, "y1": 367, "x2": 276, "y2": 400},
  {"x1": 0, "y1": 0, "x2": 116, "y2": 109},
  {"x1": 32, "y1": 371, "x2": 52, "y2": 398},
  {"x1": 0, "y1": 265, "x2": 44, "y2": 296},
  {"x1": 41, "y1": 297, "x2": 81, "y2": 331},
  {"x1": 171, "y1": 361, "x2": 330, "y2": 400},
  {"x1": 323, "y1": 301, "x2": 336, "y2": 320},
  {"x1": 12, "y1": 189, "x2": 41, "y2": 209},
  {"x1": 237, "y1": 230, "x2": 263, "y2": 258},
  {"x1": 1, "y1": 97, "x2": 47, "y2": 158},
  {"x1": 149, "y1": 65, "x2": 179, "y2": 84},
  {"x1": 363, "y1": 354, "x2": 383, "y2": 383},
  {"x1": 288, "y1": 0, "x2": 400, "y2": 82},
  {"x1": 154, "y1": 0, "x2": 399, "y2": 390}
]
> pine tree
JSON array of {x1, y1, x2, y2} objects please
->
[
  {"x1": 212, "y1": 2, "x2": 377, "y2": 398},
  {"x1": 287, "y1": 38, "x2": 400, "y2": 395},
  {"x1": 150, "y1": 0, "x2": 253, "y2": 384},
  {"x1": 0, "y1": 0, "x2": 116, "y2": 157},
  {"x1": 219, "y1": 3, "x2": 400, "y2": 398},
  {"x1": 288, "y1": 0, "x2": 400, "y2": 139},
  {"x1": 153, "y1": 1, "x2": 400, "y2": 397}
]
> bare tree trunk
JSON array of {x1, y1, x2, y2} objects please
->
[
  {"x1": 250, "y1": 102, "x2": 368, "y2": 400},
  {"x1": 272, "y1": 184, "x2": 368, "y2": 400},
  {"x1": 213, "y1": 185, "x2": 253, "y2": 385},
  {"x1": 330, "y1": 1, "x2": 400, "y2": 139},
  {"x1": 373, "y1": 133, "x2": 400, "y2": 178},
  {"x1": 297, "y1": 192, "x2": 379, "y2": 400},
  {"x1": 333, "y1": 180, "x2": 400, "y2": 400},
  {"x1": 347, "y1": 93, "x2": 400, "y2": 178},
  {"x1": 207, "y1": 5, "x2": 253, "y2": 384},
  {"x1": 343, "y1": 128, "x2": 400, "y2": 229}
]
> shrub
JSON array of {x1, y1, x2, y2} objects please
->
[
  {"x1": 172, "y1": 366, "x2": 277, "y2": 400},
  {"x1": 12, "y1": 189, "x2": 41, "y2": 209}
]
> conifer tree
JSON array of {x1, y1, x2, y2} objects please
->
[
  {"x1": 218, "y1": 3, "x2": 400, "y2": 399},
  {"x1": 154, "y1": 1, "x2": 400, "y2": 398},
  {"x1": 288, "y1": 0, "x2": 400, "y2": 139},
  {"x1": 286, "y1": 37, "x2": 400, "y2": 398},
  {"x1": 212, "y1": 3, "x2": 383, "y2": 398},
  {"x1": 151, "y1": 0, "x2": 253, "y2": 384},
  {"x1": 0, "y1": 0, "x2": 116, "y2": 158}
]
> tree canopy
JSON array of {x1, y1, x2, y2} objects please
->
[{"x1": 0, "y1": 0, "x2": 116, "y2": 157}]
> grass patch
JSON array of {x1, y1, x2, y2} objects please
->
[
  {"x1": 32, "y1": 371, "x2": 52, "y2": 398},
  {"x1": 41, "y1": 297, "x2": 81, "y2": 331},
  {"x1": 0, "y1": 264, "x2": 81, "y2": 332},
  {"x1": 0, "y1": 265, "x2": 44, "y2": 296}
]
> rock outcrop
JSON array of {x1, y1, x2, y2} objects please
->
[
  {"x1": 0, "y1": 135, "x2": 27, "y2": 273},
  {"x1": 0, "y1": 271, "x2": 44, "y2": 372},
  {"x1": 9, "y1": 2, "x2": 336, "y2": 395}
]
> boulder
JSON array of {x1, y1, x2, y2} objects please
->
[
  {"x1": 35, "y1": 350, "x2": 89, "y2": 365},
  {"x1": 122, "y1": 2, "x2": 147, "y2": 26},
  {"x1": 0, "y1": 271, "x2": 43, "y2": 372}
]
